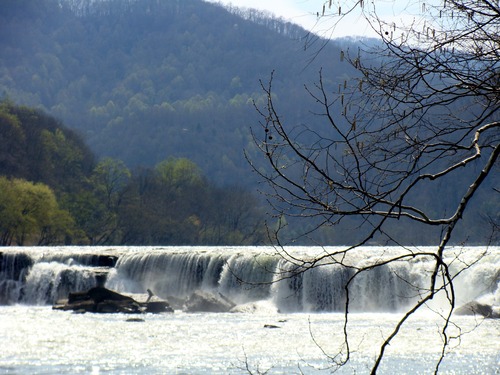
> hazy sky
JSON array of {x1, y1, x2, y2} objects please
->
[
  {"x1": 206, "y1": 0, "x2": 326, "y2": 30},
  {"x1": 206, "y1": 1, "x2": 434, "y2": 39}
]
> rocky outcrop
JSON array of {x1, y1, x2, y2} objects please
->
[
  {"x1": 455, "y1": 301, "x2": 499, "y2": 319},
  {"x1": 53, "y1": 287, "x2": 173, "y2": 314},
  {"x1": 183, "y1": 290, "x2": 236, "y2": 313}
]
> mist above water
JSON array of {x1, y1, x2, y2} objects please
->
[{"x1": 1, "y1": 246, "x2": 497, "y2": 313}]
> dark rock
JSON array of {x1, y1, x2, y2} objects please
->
[
  {"x1": 54, "y1": 287, "x2": 173, "y2": 314},
  {"x1": 126, "y1": 318, "x2": 145, "y2": 322},
  {"x1": 144, "y1": 300, "x2": 174, "y2": 313},
  {"x1": 183, "y1": 290, "x2": 236, "y2": 313},
  {"x1": 94, "y1": 271, "x2": 109, "y2": 287},
  {"x1": 67, "y1": 291, "x2": 91, "y2": 304},
  {"x1": 88, "y1": 287, "x2": 136, "y2": 304},
  {"x1": 455, "y1": 301, "x2": 499, "y2": 318},
  {"x1": 95, "y1": 299, "x2": 142, "y2": 314},
  {"x1": 54, "y1": 299, "x2": 95, "y2": 312},
  {"x1": 95, "y1": 255, "x2": 118, "y2": 268},
  {"x1": 120, "y1": 291, "x2": 175, "y2": 313},
  {"x1": 67, "y1": 286, "x2": 135, "y2": 305}
]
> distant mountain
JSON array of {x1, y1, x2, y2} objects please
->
[
  {"x1": 1, "y1": 0, "x2": 496, "y2": 245},
  {"x1": 0, "y1": 0, "x2": 354, "y2": 186}
]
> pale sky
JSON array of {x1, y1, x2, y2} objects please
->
[
  {"x1": 205, "y1": 0, "x2": 434, "y2": 39},
  {"x1": 206, "y1": 0, "x2": 327, "y2": 31}
]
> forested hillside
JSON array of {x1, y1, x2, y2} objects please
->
[
  {"x1": 0, "y1": 0, "x2": 351, "y2": 186},
  {"x1": 0, "y1": 102, "x2": 267, "y2": 245},
  {"x1": 0, "y1": 0, "x2": 496, "y2": 245}
]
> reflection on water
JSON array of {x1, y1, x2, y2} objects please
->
[{"x1": 0, "y1": 306, "x2": 498, "y2": 374}]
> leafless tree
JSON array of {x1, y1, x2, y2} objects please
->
[{"x1": 248, "y1": 1, "x2": 499, "y2": 373}]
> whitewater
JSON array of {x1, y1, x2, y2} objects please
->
[{"x1": 0, "y1": 246, "x2": 499, "y2": 374}]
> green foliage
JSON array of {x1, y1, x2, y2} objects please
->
[
  {"x1": 0, "y1": 102, "x2": 268, "y2": 245},
  {"x1": 0, "y1": 0, "x2": 344, "y2": 185},
  {"x1": 2, "y1": 2, "x2": 492, "y2": 245},
  {"x1": 0, "y1": 177, "x2": 74, "y2": 245},
  {"x1": 155, "y1": 158, "x2": 204, "y2": 190},
  {"x1": 118, "y1": 158, "x2": 266, "y2": 245},
  {"x1": 0, "y1": 103, "x2": 26, "y2": 177},
  {"x1": 0, "y1": 101, "x2": 95, "y2": 192},
  {"x1": 92, "y1": 158, "x2": 131, "y2": 209},
  {"x1": 67, "y1": 158, "x2": 132, "y2": 244}
]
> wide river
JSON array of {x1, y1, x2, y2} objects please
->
[
  {"x1": 0, "y1": 246, "x2": 498, "y2": 373},
  {"x1": 0, "y1": 306, "x2": 498, "y2": 374}
]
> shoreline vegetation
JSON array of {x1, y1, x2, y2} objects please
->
[{"x1": 0, "y1": 101, "x2": 268, "y2": 246}]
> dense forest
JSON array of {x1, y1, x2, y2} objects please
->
[
  {"x1": 0, "y1": 0, "x2": 497, "y2": 245},
  {"x1": 0, "y1": 0, "x2": 352, "y2": 186},
  {"x1": 0, "y1": 101, "x2": 267, "y2": 245}
]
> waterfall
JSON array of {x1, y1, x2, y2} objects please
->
[
  {"x1": 106, "y1": 250, "x2": 227, "y2": 297},
  {"x1": 106, "y1": 250, "x2": 278, "y2": 304},
  {"x1": 22, "y1": 262, "x2": 97, "y2": 305},
  {"x1": 0, "y1": 252, "x2": 33, "y2": 304},
  {"x1": 218, "y1": 252, "x2": 277, "y2": 303},
  {"x1": 271, "y1": 260, "x2": 353, "y2": 312},
  {"x1": 0, "y1": 248, "x2": 114, "y2": 305},
  {"x1": 0, "y1": 246, "x2": 498, "y2": 312}
]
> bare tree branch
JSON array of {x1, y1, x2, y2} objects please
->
[{"x1": 249, "y1": 0, "x2": 499, "y2": 372}]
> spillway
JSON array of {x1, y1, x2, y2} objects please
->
[{"x1": 1, "y1": 246, "x2": 498, "y2": 313}]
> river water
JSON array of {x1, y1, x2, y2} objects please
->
[
  {"x1": 0, "y1": 306, "x2": 498, "y2": 374},
  {"x1": 0, "y1": 246, "x2": 499, "y2": 374}
]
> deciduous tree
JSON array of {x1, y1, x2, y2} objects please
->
[{"x1": 0, "y1": 177, "x2": 74, "y2": 245}]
